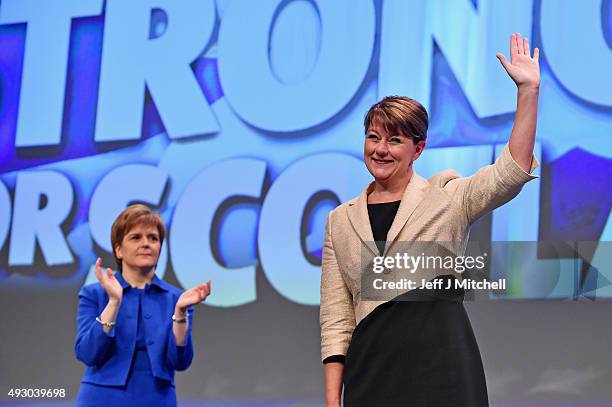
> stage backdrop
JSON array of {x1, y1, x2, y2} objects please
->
[{"x1": 1, "y1": 0, "x2": 611, "y2": 405}]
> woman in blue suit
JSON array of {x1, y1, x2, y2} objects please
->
[{"x1": 75, "y1": 204, "x2": 211, "y2": 406}]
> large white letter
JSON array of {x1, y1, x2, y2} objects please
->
[
  {"x1": 95, "y1": 0, "x2": 218, "y2": 142},
  {"x1": 171, "y1": 158, "x2": 266, "y2": 307},
  {"x1": 0, "y1": 0, "x2": 103, "y2": 146},
  {"x1": 9, "y1": 171, "x2": 74, "y2": 266},
  {"x1": 218, "y1": 0, "x2": 375, "y2": 132}
]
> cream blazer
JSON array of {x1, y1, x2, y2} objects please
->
[{"x1": 320, "y1": 143, "x2": 539, "y2": 361}]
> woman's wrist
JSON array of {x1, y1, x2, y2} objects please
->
[
  {"x1": 517, "y1": 83, "x2": 540, "y2": 93},
  {"x1": 107, "y1": 297, "x2": 121, "y2": 307}
]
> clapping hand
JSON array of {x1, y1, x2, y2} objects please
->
[
  {"x1": 497, "y1": 33, "x2": 540, "y2": 89},
  {"x1": 176, "y1": 281, "x2": 212, "y2": 312},
  {"x1": 93, "y1": 257, "x2": 123, "y2": 302}
]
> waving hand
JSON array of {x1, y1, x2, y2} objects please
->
[{"x1": 496, "y1": 33, "x2": 540, "y2": 89}]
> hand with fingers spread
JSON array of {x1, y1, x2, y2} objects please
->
[
  {"x1": 497, "y1": 33, "x2": 540, "y2": 89},
  {"x1": 175, "y1": 280, "x2": 212, "y2": 313},
  {"x1": 93, "y1": 257, "x2": 123, "y2": 302}
]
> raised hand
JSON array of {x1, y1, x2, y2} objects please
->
[
  {"x1": 93, "y1": 257, "x2": 123, "y2": 302},
  {"x1": 497, "y1": 33, "x2": 540, "y2": 89},
  {"x1": 176, "y1": 280, "x2": 212, "y2": 312}
]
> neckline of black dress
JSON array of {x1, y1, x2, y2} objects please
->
[{"x1": 367, "y1": 200, "x2": 401, "y2": 206}]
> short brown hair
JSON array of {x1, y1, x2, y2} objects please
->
[
  {"x1": 110, "y1": 204, "x2": 166, "y2": 271},
  {"x1": 364, "y1": 96, "x2": 429, "y2": 142}
]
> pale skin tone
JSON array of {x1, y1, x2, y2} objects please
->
[
  {"x1": 324, "y1": 33, "x2": 540, "y2": 407},
  {"x1": 94, "y1": 223, "x2": 211, "y2": 346}
]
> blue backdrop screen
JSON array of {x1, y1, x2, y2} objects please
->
[
  {"x1": 2, "y1": 1, "x2": 612, "y2": 405},
  {"x1": 0, "y1": 0, "x2": 611, "y2": 315}
]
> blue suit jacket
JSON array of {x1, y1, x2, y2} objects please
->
[{"x1": 75, "y1": 273, "x2": 194, "y2": 386}]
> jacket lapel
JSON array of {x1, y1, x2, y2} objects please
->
[
  {"x1": 347, "y1": 171, "x2": 429, "y2": 257},
  {"x1": 383, "y1": 172, "x2": 428, "y2": 256},
  {"x1": 347, "y1": 183, "x2": 378, "y2": 255}
]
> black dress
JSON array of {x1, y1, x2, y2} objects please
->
[{"x1": 341, "y1": 201, "x2": 489, "y2": 407}]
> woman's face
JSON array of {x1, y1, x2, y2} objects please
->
[
  {"x1": 364, "y1": 121, "x2": 425, "y2": 185},
  {"x1": 115, "y1": 223, "x2": 161, "y2": 272}
]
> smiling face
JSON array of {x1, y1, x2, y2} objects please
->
[
  {"x1": 114, "y1": 223, "x2": 161, "y2": 273},
  {"x1": 364, "y1": 119, "x2": 425, "y2": 186}
]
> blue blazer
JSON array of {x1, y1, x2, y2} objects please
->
[{"x1": 75, "y1": 272, "x2": 194, "y2": 386}]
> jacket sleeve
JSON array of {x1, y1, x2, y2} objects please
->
[
  {"x1": 443, "y1": 143, "x2": 539, "y2": 224},
  {"x1": 74, "y1": 285, "x2": 116, "y2": 367},
  {"x1": 320, "y1": 211, "x2": 356, "y2": 362},
  {"x1": 166, "y1": 306, "x2": 194, "y2": 371}
]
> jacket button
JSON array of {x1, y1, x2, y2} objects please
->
[
  {"x1": 148, "y1": 339, "x2": 154, "y2": 346},
  {"x1": 144, "y1": 314, "x2": 151, "y2": 319}
]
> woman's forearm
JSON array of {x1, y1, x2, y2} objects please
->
[
  {"x1": 172, "y1": 306, "x2": 189, "y2": 345},
  {"x1": 325, "y1": 362, "x2": 344, "y2": 407},
  {"x1": 99, "y1": 298, "x2": 121, "y2": 334},
  {"x1": 508, "y1": 85, "x2": 539, "y2": 172}
]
